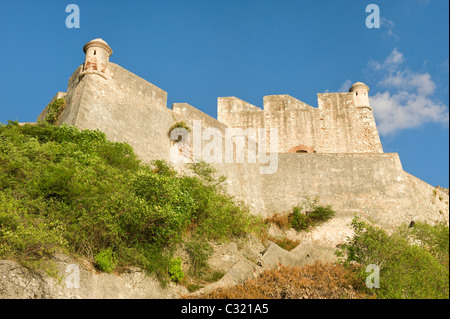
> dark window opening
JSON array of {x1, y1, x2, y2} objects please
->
[
  {"x1": 94, "y1": 50, "x2": 96, "y2": 55},
  {"x1": 296, "y1": 150, "x2": 308, "y2": 153}
]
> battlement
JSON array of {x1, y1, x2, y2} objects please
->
[
  {"x1": 216, "y1": 88, "x2": 382, "y2": 154},
  {"x1": 263, "y1": 94, "x2": 314, "y2": 112},
  {"x1": 38, "y1": 38, "x2": 448, "y2": 229}
]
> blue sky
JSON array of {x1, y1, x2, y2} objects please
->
[{"x1": 0, "y1": 0, "x2": 448, "y2": 187}]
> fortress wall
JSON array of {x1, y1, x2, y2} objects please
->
[
  {"x1": 48, "y1": 51, "x2": 447, "y2": 234},
  {"x1": 216, "y1": 93, "x2": 383, "y2": 155},
  {"x1": 171, "y1": 102, "x2": 267, "y2": 212},
  {"x1": 173, "y1": 102, "x2": 228, "y2": 133},
  {"x1": 263, "y1": 95, "x2": 318, "y2": 153},
  {"x1": 257, "y1": 152, "x2": 448, "y2": 228},
  {"x1": 316, "y1": 93, "x2": 356, "y2": 153},
  {"x1": 217, "y1": 97, "x2": 265, "y2": 130},
  {"x1": 172, "y1": 102, "x2": 263, "y2": 166},
  {"x1": 215, "y1": 163, "x2": 266, "y2": 213},
  {"x1": 354, "y1": 107, "x2": 384, "y2": 153},
  {"x1": 167, "y1": 98, "x2": 446, "y2": 229},
  {"x1": 317, "y1": 93, "x2": 383, "y2": 153},
  {"x1": 268, "y1": 108, "x2": 320, "y2": 153},
  {"x1": 405, "y1": 172, "x2": 449, "y2": 224},
  {"x1": 55, "y1": 65, "x2": 86, "y2": 127},
  {"x1": 60, "y1": 63, "x2": 174, "y2": 163},
  {"x1": 263, "y1": 95, "x2": 314, "y2": 112}
]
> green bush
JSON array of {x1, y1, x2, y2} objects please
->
[
  {"x1": 0, "y1": 122, "x2": 262, "y2": 282},
  {"x1": 185, "y1": 238, "x2": 213, "y2": 276},
  {"x1": 290, "y1": 204, "x2": 335, "y2": 232},
  {"x1": 290, "y1": 206, "x2": 308, "y2": 231},
  {"x1": 168, "y1": 257, "x2": 184, "y2": 283},
  {"x1": 337, "y1": 217, "x2": 449, "y2": 299},
  {"x1": 44, "y1": 98, "x2": 66, "y2": 125},
  {"x1": 168, "y1": 121, "x2": 190, "y2": 140},
  {"x1": 183, "y1": 161, "x2": 264, "y2": 241},
  {"x1": 95, "y1": 248, "x2": 117, "y2": 273}
]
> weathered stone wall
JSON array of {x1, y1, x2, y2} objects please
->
[
  {"x1": 217, "y1": 97, "x2": 265, "y2": 130},
  {"x1": 44, "y1": 58, "x2": 448, "y2": 236},
  {"x1": 57, "y1": 63, "x2": 173, "y2": 163},
  {"x1": 263, "y1": 95, "x2": 319, "y2": 153},
  {"x1": 260, "y1": 153, "x2": 448, "y2": 227},
  {"x1": 172, "y1": 102, "x2": 267, "y2": 213},
  {"x1": 315, "y1": 93, "x2": 383, "y2": 153},
  {"x1": 405, "y1": 172, "x2": 449, "y2": 223},
  {"x1": 217, "y1": 92, "x2": 383, "y2": 155}
]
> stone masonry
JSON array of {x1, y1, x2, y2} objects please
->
[{"x1": 37, "y1": 39, "x2": 449, "y2": 238}]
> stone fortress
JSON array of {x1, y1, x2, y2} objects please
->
[{"x1": 38, "y1": 39, "x2": 449, "y2": 246}]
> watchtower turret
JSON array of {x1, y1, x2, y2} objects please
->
[
  {"x1": 349, "y1": 81, "x2": 370, "y2": 109},
  {"x1": 81, "y1": 38, "x2": 113, "y2": 79}
]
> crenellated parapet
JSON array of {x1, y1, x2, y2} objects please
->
[{"x1": 217, "y1": 82, "x2": 383, "y2": 154}]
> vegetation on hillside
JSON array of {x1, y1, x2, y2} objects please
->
[
  {"x1": 192, "y1": 262, "x2": 370, "y2": 299},
  {"x1": 194, "y1": 218, "x2": 449, "y2": 299},
  {"x1": 337, "y1": 217, "x2": 449, "y2": 299},
  {"x1": 264, "y1": 197, "x2": 335, "y2": 233},
  {"x1": 0, "y1": 121, "x2": 263, "y2": 284},
  {"x1": 0, "y1": 121, "x2": 448, "y2": 298},
  {"x1": 263, "y1": 197, "x2": 335, "y2": 250},
  {"x1": 43, "y1": 98, "x2": 66, "y2": 125}
]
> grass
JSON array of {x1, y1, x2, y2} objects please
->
[
  {"x1": 267, "y1": 236, "x2": 300, "y2": 251},
  {"x1": 190, "y1": 262, "x2": 370, "y2": 299}
]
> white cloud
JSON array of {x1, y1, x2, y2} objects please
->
[
  {"x1": 371, "y1": 91, "x2": 448, "y2": 135},
  {"x1": 368, "y1": 48, "x2": 404, "y2": 71},
  {"x1": 384, "y1": 47, "x2": 404, "y2": 66},
  {"x1": 380, "y1": 17, "x2": 399, "y2": 39},
  {"x1": 380, "y1": 71, "x2": 436, "y2": 96},
  {"x1": 368, "y1": 48, "x2": 449, "y2": 135}
]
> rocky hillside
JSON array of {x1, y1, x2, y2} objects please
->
[{"x1": 0, "y1": 121, "x2": 448, "y2": 299}]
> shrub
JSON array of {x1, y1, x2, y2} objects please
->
[
  {"x1": 184, "y1": 238, "x2": 213, "y2": 276},
  {"x1": 44, "y1": 98, "x2": 66, "y2": 125},
  {"x1": 182, "y1": 161, "x2": 264, "y2": 241},
  {"x1": 168, "y1": 257, "x2": 184, "y2": 283},
  {"x1": 151, "y1": 159, "x2": 178, "y2": 177},
  {"x1": 168, "y1": 121, "x2": 190, "y2": 140},
  {"x1": 0, "y1": 122, "x2": 263, "y2": 282},
  {"x1": 94, "y1": 248, "x2": 117, "y2": 273},
  {"x1": 0, "y1": 191, "x2": 68, "y2": 274},
  {"x1": 337, "y1": 217, "x2": 449, "y2": 299},
  {"x1": 265, "y1": 198, "x2": 335, "y2": 233},
  {"x1": 290, "y1": 204, "x2": 335, "y2": 231},
  {"x1": 290, "y1": 206, "x2": 309, "y2": 231}
]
